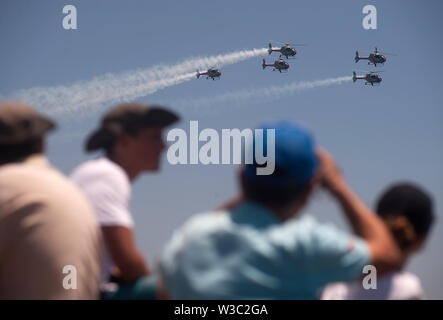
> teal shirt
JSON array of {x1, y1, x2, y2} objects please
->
[{"x1": 160, "y1": 202, "x2": 370, "y2": 299}]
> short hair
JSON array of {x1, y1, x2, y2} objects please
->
[
  {"x1": 103, "y1": 126, "x2": 145, "y2": 157},
  {"x1": 242, "y1": 165, "x2": 310, "y2": 207},
  {"x1": 0, "y1": 138, "x2": 42, "y2": 165},
  {"x1": 376, "y1": 183, "x2": 435, "y2": 250}
]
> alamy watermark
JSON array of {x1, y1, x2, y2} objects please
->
[
  {"x1": 62, "y1": 265, "x2": 77, "y2": 290},
  {"x1": 362, "y1": 265, "x2": 377, "y2": 290},
  {"x1": 166, "y1": 121, "x2": 275, "y2": 175},
  {"x1": 62, "y1": 5, "x2": 77, "y2": 30},
  {"x1": 362, "y1": 5, "x2": 377, "y2": 30}
]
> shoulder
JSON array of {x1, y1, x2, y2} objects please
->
[
  {"x1": 274, "y1": 215, "x2": 352, "y2": 250},
  {"x1": 301, "y1": 216, "x2": 368, "y2": 256},
  {"x1": 178, "y1": 210, "x2": 231, "y2": 237},
  {"x1": 0, "y1": 158, "x2": 84, "y2": 197},
  {"x1": 275, "y1": 215, "x2": 369, "y2": 279},
  {"x1": 71, "y1": 158, "x2": 130, "y2": 193},
  {"x1": 71, "y1": 158, "x2": 127, "y2": 181},
  {"x1": 163, "y1": 210, "x2": 231, "y2": 256},
  {"x1": 0, "y1": 160, "x2": 96, "y2": 221},
  {"x1": 161, "y1": 211, "x2": 219, "y2": 261},
  {"x1": 161, "y1": 210, "x2": 231, "y2": 275}
]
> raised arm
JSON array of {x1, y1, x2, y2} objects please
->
[{"x1": 317, "y1": 148, "x2": 403, "y2": 274}]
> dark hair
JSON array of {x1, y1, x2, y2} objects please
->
[
  {"x1": 376, "y1": 183, "x2": 435, "y2": 251},
  {"x1": 103, "y1": 126, "x2": 144, "y2": 157},
  {"x1": 0, "y1": 138, "x2": 42, "y2": 165},
  {"x1": 242, "y1": 165, "x2": 310, "y2": 207}
]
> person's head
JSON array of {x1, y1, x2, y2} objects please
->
[
  {"x1": 86, "y1": 102, "x2": 179, "y2": 179},
  {"x1": 240, "y1": 121, "x2": 319, "y2": 219},
  {"x1": 0, "y1": 101, "x2": 55, "y2": 165},
  {"x1": 376, "y1": 183, "x2": 435, "y2": 256}
]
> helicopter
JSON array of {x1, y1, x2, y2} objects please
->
[
  {"x1": 262, "y1": 58, "x2": 290, "y2": 73},
  {"x1": 196, "y1": 67, "x2": 222, "y2": 80},
  {"x1": 268, "y1": 41, "x2": 305, "y2": 59},
  {"x1": 355, "y1": 47, "x2": 395, "y2": 66},
  {"x1": 352, "y1": 71, "x2": 383, "y2": 86}
]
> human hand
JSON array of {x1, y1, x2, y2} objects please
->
[{"x1": 316, "y1": 147, "x2": 347, "y2": 195}]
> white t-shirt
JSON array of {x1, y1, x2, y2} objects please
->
[
  {"x1": 321, "y1": 271, "x2": 425, "y2": 300},
  {"x1": 71, "y1": 157, "x2": 133, "y2": 284}
]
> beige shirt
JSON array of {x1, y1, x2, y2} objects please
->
[{"x1": 0, "y1": 155, "x2": 103, "y2": 299}]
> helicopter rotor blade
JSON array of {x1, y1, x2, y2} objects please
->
[
  {"x1": 380, "y1": 52, "x2": 397, "y2": 56},
  {"x1": 358, "y1": 51, "x2": 372, "y2": 55},
  {"x1": 269, "y1": 40, "x2": 306, "y2": 46},
  {"x1": 280, "y1": 43, "x2": 307, "y2": 47},
  {"x1": 374, "y1": 47, "x2": 397, "y2": 55},
  {"x1": 269, "y1": 40, "x2": 287, "y2": 44},
  {"x1": 355, "y1": 70, "x2": 383, "y2": 74},
  {"x1": 358, "y1": 48, "x2": 397, "y2": 56}
]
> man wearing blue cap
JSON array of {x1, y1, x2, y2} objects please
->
[{"x1": 159, "y1": 121, "x2": 402, "y2": 299}]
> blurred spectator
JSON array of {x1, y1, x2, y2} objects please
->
[
  {"x1": 159, "y1": 121, "x2": 402, "y2": 299},
  {"x1": 71, "y1": 102, "x2": 179, "y2": 299},
  {"x1": 0, "y1": 101, "x2": 102, "y2": 299},
  {"x1": 322, "y1": 183, "x2": 435, "y2": 300}
]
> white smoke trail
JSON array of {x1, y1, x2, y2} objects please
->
[
  {"x1": 4, "y1": 48, "x2": 268, "y2": 117},
  {"x1": 173, "y1": 76, "x2": 352, "y2": 109}
]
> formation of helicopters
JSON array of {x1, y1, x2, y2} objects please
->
[
  {"x1": 262, "y1": 41, "x2": 304, "y2": 72},
  {"x1": 196, "y1": 44, "x2": 393, "y2": 86},
  {"x1": 352, "y1": 47, "x2": 394, "y2": 86},
  {"x1": 196, "y1": 41, "x2": 300, "y2": 78}
]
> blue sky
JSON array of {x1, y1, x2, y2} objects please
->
[{"x1": 1, "y1": 0, "x2": 442, "y2": 298}]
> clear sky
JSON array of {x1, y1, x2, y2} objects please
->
[{"x1": 1, "y1": 0, "x2": 442, "y2": 298}]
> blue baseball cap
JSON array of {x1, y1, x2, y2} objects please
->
[{"x1": 243, "y1": 121, "x2": 318, "y2": 187}]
